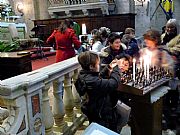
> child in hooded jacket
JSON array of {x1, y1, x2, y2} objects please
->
[{"x1": 75, "y1": 51, "x2": 122, "y2": 133}]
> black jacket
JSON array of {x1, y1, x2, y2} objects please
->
[
  {"x1": 100, "y1": 46, "x2": 125, "y2": 64},
  {"x1": 75, "y1": 66, "x2": 121, "y2": 124},
  {"x1": 125, "y1": 38, "x2": 139, "y2": 57}
]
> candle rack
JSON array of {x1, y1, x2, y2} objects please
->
[{"x1": 119, "y1": 66, "x2": 171, "y2": 95}]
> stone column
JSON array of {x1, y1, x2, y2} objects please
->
[
  {"x1": 42, "y1": 83, "x2": 54, "y2": 135},
  {"x1": 38, "y1": 0, "x2": 51, "y2": 19},
  {"x1": 72, "y1": 69, "x2": 81, "y2": 115},
  {"x1": 52, "y1": 78, "x2": 68, "y2": 133},
  {"x1": 63, "y1": 72, "x2": 74, "y2": 122}
]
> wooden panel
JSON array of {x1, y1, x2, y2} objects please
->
[
  {"x1": 33, "y1": 14, "x2": 135, "y2": 41},
  {"x1": 0, "y1": 52, "x2": 32, "y2": 80}
]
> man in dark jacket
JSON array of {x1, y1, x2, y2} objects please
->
[
  {"x1": 75, "y1": 51, "x2": 122, "y2": 133},
  {"x1": 100, "y1": 33, "x2": 126, "y2": 65}
]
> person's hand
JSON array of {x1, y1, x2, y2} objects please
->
[
  {"x1": 109, "y1": 59, "x2": 117, "y2": 69},
  {"x1": 117, "y1": 59, "x2": 130, "y2": 72}
]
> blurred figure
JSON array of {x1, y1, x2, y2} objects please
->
[
  {"x1": 91, "y1": 29, "x2": 103, "y2": 52},
  {"x1": 79, "y1": 35, "x2": 89, "y2": 52},
  {"x1": 162, "y1": 19, "x2": 180, "y2": 79},
  {"x1": 91, "y1": 27, "x2": 111, "y2": 52},
  {"x1": 121, "y1": 28, "x2": 139, "y2": 57},
  {"x1": 161, "y1": 19, "x2": 180, "y2": 131},
  {"x1": 161, "y1": 26, "x2": 166, "y2": 34},
  {"x1": 46, "y1": 19, "x2": 81, "y2": 62},
  {"x1": 99, "y1": 27, "x2": 111, "y2": 47},
  {"x1": 161, "y1": 19, "x2": 179, "y2": 46},
  {"x1": 141, "y1": 29, "x2": 174, "y2": 71},
  {"x1": 100, "y1": 33, "x2": 126, "y2": 65},
  {"x1": 116, "y1": 54, "x2": 131, "y2": 73},
  {"x1": 142, "y1": 29, "x2": 177, "y2": 130},
  {"x1": 73, "y1": 21, "x2": 81, "y2": 37}
]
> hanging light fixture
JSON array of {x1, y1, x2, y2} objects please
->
[{"x1": 136, "y1": 0, "x2": 146, "y2": 6}]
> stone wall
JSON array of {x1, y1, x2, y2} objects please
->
[
  {"x1": 115, "y1": 0, "x2": 135, "y2": 14},
  {"x1": 9, "y1": 0, "x2": 50, "y2": 38},
  {"x1": 134, "y1": 0, "x2": 150, "y2": 37},
  {"x1": 9, "y1": 0, "x2": 36, "y2": 38},
  {"x1": 135, "y1": 0, "x2": 180, "y2": 37},
  {"x1": 8, "y1": 0, "x2": 179, "y2": 39}
]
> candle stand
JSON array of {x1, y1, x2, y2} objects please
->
[{"x1": 117, "y1": 67, "x2": 171, "y2": 135}]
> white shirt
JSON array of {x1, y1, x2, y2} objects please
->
[{"x1": 92, "y1": 41, "x2": 104, "y2": 52}]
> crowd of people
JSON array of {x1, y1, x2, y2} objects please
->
[{"x1": 46, "y1": 18, "x2": 180, "y2": 133}]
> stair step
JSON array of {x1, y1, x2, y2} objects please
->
[
  {"x1": 29, "y1": 47, "x2": 53, "y2": 52},
  {"x1": 31, "y1": 51, "x2": 56, "y2": 59}
]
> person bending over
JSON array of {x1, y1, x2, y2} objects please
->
[{"x1": 75, "y1": 51, "x2": 123, "y2": 133}]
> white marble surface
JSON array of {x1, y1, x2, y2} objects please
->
[{"x1": 75, "y1": 124, "x2": 177, "y2": 135}]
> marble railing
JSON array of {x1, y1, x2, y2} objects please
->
[
  {"x1": 48, "y1": 0, "x2": 109, "y2": 17},
  {"x1": 0, "y1": 56, "x2": 86, "y2": 135}
]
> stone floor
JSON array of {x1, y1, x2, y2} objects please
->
[
  {"x1": 47, "y1": 77, "x2": 180, "y2": 135},
  {"x1": 74, "y1": 123, "x2": 177, "y2": 135}
]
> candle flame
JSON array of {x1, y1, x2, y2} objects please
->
[{"x1": 133, "y1": 58, "x2": 136, "y2": 63}]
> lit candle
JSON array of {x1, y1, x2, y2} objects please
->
[
  {"x1": 82, "y1": 23, "x2": 87, "y2": 35},
  {"x1": 133, "y1": 58, "x2": 136, "y2": 82},
  {"x1": 146, "y1": 50, "x2": 152, "y2": 66},
  {"x1": 149, "y1": 52, "x2": 152, "y2": 66},
  {"x1": 143, "y1": 55, "x2": 148, "y2": 79},
  {"x1": 140, "y1": 57, "x2": 142, "y2": 69},
  {"x1": 147, "y1": 59, "x2": 149, "y2": 81}
]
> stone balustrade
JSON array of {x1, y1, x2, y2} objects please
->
[
  {"x1": 48, "y1": 0, "x2": 106, "y2": 6},
  {"x1": 0, "y1": 56, "x2": 86, "y2": 135},
  {"x1": 48, "y1": 0, "x2": 109, "y2": 17}
]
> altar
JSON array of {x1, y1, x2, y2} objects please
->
[
  {"x1": 0, "y1": 22, "x2": 26, "y2": 41},
  {"x1": 0, "y1": 52, "x2": 32, "y2": 80}
]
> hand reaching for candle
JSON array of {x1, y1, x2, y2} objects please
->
[
  {"x1": 109, "y1": 59, "x2": 118, "y2": 69},
  {"x1": 117, "y1": 58, "x2": 130, "y2": 73}
]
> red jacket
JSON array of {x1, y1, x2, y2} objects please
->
[{"x1": 47, "y1": 28, "x2": 81, "y2": 62}]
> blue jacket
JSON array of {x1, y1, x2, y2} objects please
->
[{"x1": 125, "y1": 38, "x2": 139, "y2": 57}]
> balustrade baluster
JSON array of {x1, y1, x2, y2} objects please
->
[
  {"x1": 63, "y1": 72, "x2": 74, "y2": 122},
  {"x1": 75, "y1": 0, "x2": 79, "y2": 4},
  {"x1": 64, "y1": 0, "x2": 69, "y2": 5},
  {"x1": 49, "y1": 0, "x2": 64, "y2": 5},
  {"x1": 72, "y1": 0, "x2": 75, "y2": 4},
  {"x1": 72, "y1": 69, "x2": 81, "y2": 115},
  {"x1": 52, "y1": 78, "x2": 68, "y2": 133},
  {"x1": 58, "y1": 0, "x2": 65, "y2": 5},
  {"x1": 69, "y1": 0, "x2": 72, "y2": 5},
  {"x1": 42, "y1": 83, "x2": 54, "y2": 135}
]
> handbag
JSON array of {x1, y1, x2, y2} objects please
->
[{"x1": 115, "y1": 100, "x2": 131, "y2": 129}]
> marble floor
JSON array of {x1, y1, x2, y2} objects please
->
[{"x1": 75, "y1": 124, "x2": 177, "y2": 135}]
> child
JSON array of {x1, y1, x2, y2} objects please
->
[
  {"x1": 116, "y1": 54, "x2": 132, "y2": 73},
  {"x1": 75, "y1": 51, "x2": 122, "y2": 133}
]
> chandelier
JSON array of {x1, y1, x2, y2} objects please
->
[{"x1": 136, "y1": 0, "x2": 146, "y2": 6}]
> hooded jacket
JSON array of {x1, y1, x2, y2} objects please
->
[{"x1": 75, "y1": 66, "x2": 121, "y2": 123}]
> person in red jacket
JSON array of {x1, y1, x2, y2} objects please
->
[{"x1": 46, "y1": 19, "x2": 81, "y2": 62}]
